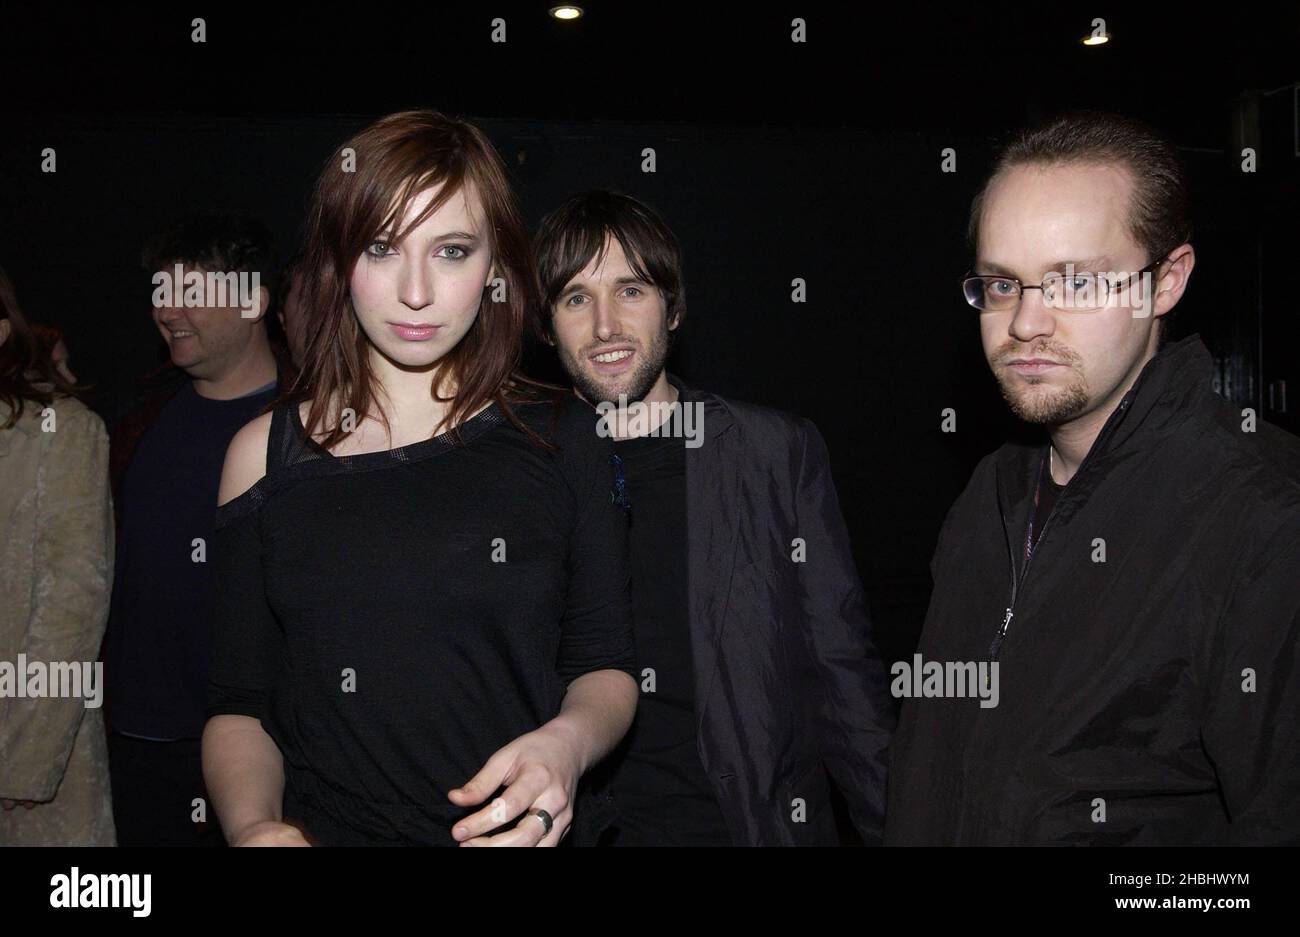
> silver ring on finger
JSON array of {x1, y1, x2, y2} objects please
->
[{"x1": 528, "y1": 807, "x2": 554, "y2": 836}]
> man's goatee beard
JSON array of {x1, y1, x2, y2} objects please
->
[{"x1": 998, "y1": 377, "x2": 1090, "y2": 425}]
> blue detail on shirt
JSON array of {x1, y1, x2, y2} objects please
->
[{"x1": 611, "y1": 452, "x2": 630, "y2": 510}]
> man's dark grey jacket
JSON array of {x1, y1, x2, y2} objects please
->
[
  {"x1": 588, "y1": 372, "x2": 894, "y2": 845},
  {"x1": 886, "y1": 335, "x2": 1300, "y2": 845}
]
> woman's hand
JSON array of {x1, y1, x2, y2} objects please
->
[
  {"x1": 447, "y1": 720, "x2": 584, "y2": 847},
  {"x1": 232, "y1": 819, "x2": 312, "y2": 846}
]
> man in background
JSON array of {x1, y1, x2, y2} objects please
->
[
  {"x1": 103, "y1": 212, "x2": 295, "y2": 846},
  {"x1": 535, "y1": 191, "x2": 893, "y2": 845}
]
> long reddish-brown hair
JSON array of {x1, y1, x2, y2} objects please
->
[
  {"x1": 0, "y1": 265, "x2": 81, "y2": 429},
  {"x1": 284, "y1": 109, "x2": 557, "y2": 449}
]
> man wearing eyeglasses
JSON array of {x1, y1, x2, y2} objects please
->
[{"x1": 886, "y1": 112, "x2": 1300, "y2": 845}]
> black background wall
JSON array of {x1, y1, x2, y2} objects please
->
[{"x1": 2, "y1": 4, "x2": 1297, "y2": 672}]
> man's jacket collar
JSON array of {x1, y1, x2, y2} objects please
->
[
  {"x1": 994, "y1": 333, "x2": 1217, "y2": 542},
  {"x1": 666, "y1": 370, "x2": 735, "y2": 442},
  {"x1": 1095, "y1": 333, "x2": 1213, "y2": 457}
]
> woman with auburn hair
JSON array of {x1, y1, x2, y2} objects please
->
[
  {"x1": 0, "y1": 266, "x2": 115, "y2": 845},
  {"x1": 202, "y1": 110, "x2": 639, "y2": 847}
]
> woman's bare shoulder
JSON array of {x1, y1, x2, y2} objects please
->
[{"x1": 218, "y1": 411, "x2": 275, "y2": 506}]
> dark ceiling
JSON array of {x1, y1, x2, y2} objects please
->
[{"x1": 4, "y1": 3, "x2": 1297, "y2": 146}]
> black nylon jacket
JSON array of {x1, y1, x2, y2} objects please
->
[{"x1": 886, "y1": 335, "x2": 1300, "y2": 845}]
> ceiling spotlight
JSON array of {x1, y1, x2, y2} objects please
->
[
  {"x1": 550, "y1": 5, "x2": 584, "y2": 20},
  {"x1": 1081, "y1": 33, "x2": 1110, "y2": 46}
]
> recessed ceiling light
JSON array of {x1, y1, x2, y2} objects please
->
[{"x1": 550, "y1": 5, "x2": 584, "y2": 20}]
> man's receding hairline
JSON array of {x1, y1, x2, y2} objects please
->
[
  {"x1": 976, "y1": 157, "x2": 1141, "y2": 256},
  {"x1": 989, "y1": 155, "x2": 1138, "y2": 191}
]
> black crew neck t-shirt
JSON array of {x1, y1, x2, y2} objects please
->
[
  {"x1": 605, "y1": 422, "x2": 732, "y2": 846},
  {"x1": 106, "y1": 378, "x2": 279, "y2": 740},
  {"x1": 206, "y1": 395, "x2": 637, "y2": 846}
]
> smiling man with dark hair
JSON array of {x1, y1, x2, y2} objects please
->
[
  {"x1": 535, "y1": 190, "x2": 894, "y2": 846},
  {"x1": 102, "y1": 212, "x2": 295, "y2": 846}
]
